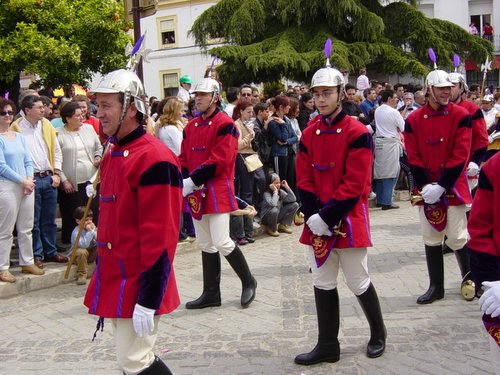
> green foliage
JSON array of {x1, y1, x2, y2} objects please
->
[
  {"x1": 0, "y1": 0, "x2": 131, "y2": 89},
  {"x1": 191, "y1": 0, "x2": 493, "y2": 86}
]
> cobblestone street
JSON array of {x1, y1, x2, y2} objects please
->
[{"x1": 0, "y1": 202, "x2": 493, "y2": 374}]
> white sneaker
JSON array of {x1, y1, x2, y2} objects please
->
[{"x1": 368, "y1": 191, "x2": 377, "y2": 200}]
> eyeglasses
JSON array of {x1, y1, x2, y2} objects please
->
[
  {"x1": 312, "y1": 90, "x2": 336, "y2": 100},
  {"x1": 0, "y1": 111, "x2": 14, "y2": 116}
]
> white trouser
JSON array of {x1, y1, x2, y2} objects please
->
[
  {"x1": 490, "y1": 335, "x2": 500, "y2": 375},
  {"x1": 418, "y1": 205, "x2": 468, "y2": 250},
  {"x1": 307, "y1": 246, "x2": 371, "y2": 296},
  {"x1": 193, "y1": 213, "x2": 235, "y2": 256},
  {"x1": 0, "y1": 179, "x2": 35, "y2": 270},
  {"x1": 112, "y1": 316, "x2": 160, "y2": 375}
]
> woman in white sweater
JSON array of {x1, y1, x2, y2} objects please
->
[{"x1": 57, "y1": 102, "x2": 102, "y2": 244}]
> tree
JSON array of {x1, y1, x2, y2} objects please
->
[
  {"x1": 189, "y1": 0, "x2": 493, "y2": 86},
  {"x1": 0, "y1": 0, "x2": 132, "y2": 102}
]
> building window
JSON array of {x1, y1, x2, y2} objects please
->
[
  {"x1": 158, "y1": 16, "x2": 177, "y2": 49},
  {"x1": 161, "y1": 70, "x2": 180, "y2": 97}
]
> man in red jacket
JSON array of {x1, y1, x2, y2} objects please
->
[
  {"x1": 405, "y1": 68, "x2": 472, "y2": 305},
  {"x1": 84, "y1": 69, "x2": 182, "y2": 375},
  {"x1": 294, "y1": 61, "x2": 385, "y2": 365},
  {"x1": 179, "y1": 77, "x2": 257, "y2": 309}
]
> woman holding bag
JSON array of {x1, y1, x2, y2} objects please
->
[{"x1": 233, "y1": 101, "x2": 259, "y2": 205}]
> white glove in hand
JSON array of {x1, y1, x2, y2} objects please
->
[
  {"x1": 488, "y1": 135, "x2": 494, "y2": 144},
  {"x1": 421, "y1": 184, "x2": 446, "y2": 204},
  {"x1": 467, "y1": 161, "x2": 479, "y2": 177},
  {"x1": 182, "y1": 177, "x2": 196, "y2": 197},
  {"x1": 306, "y1": 214, "x2": 333, "y2": 237},
  {"x1": 479, "y1": 281, "x2": 500, "y2": 317},
  {"x1": 132, "y1": 303, "x2": 155, "y2": 337},
  {"x1": 85, "y1": 184, "x2": 96, "y2": 198}
]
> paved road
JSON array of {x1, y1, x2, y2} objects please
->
[{"x1": 0, "y1": 201, "x2": 493, "y2": 374}]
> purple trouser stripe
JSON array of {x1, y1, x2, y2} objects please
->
[
  {"x1": 345, "y1": 216, "x2": 354, "y2": 248},
  {"x1": 208, "y1": 181, "x2": 218, "y2": 213},
  {"x1": 90, "y1": 256, "x2": 101, "y2": 314},
  {"x1": 226, "y1": 179, "x2": 236, "y2": 211},
  {"x1": 362, "y1": 203, "x2": 372, "y2": 244},
  {"x1": 116, "y1": 260, "x2": 127, "y2": 318}
]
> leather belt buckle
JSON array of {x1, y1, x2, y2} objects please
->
[{"x1": 35, "y1": 170, "x2": 52, "y2": 177}]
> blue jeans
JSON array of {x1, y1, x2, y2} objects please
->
[
  {"x1": 33, "y1": 175, "x2": 58, "y2": 259},
  {"x1": 373, "y1": 178, "x2": 397, "y2": 206}
]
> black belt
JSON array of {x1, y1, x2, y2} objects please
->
[{"x1": 34, "y1": 170, "x2": 52, "y2": 177}]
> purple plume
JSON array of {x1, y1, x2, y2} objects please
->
[
  {"x1": 428, "y1": 48, "x2": 436, "y2": 63},
  {"x1": 131, "y1": 34, "x2": 145, "y2": 56},
  {"x1": 3, "y1": 91, "x2": 8, "y2": 99},
  {"x1": 453, "y1": 54, "x2": 460, "y2": 68},
  {"x1": 324, "y1": 38, "x2": 332, "y2": 59},
  {"x1": 209, "y1": 55, "x2": 217, "y2": 71}
]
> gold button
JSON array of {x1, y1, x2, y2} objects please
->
[
  {"x1": 316, "y1": 129, "x2": 321, "y2": 135},
  {"x1": 107, "y1": 242, "x2": 112, "y2": 250},
  {"x1": 208, "y1": 121, "x2": 212, "y2": 125},
  {"x1": 336, "y1": 128, "x2": 342, "y2": 133},
  {"x1": 424, "y1": 114, "x2": 428, "y2": 119},
  {"x1": 123, "y1": 150, "x2": 129, "y2": 157},
  {"x1": 195, "y1": 123, "x2": 198, "y2": 127}
]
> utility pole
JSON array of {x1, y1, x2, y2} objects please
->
[{"x1": 131, "y1": 0, "x2": 143, "y2": 81}]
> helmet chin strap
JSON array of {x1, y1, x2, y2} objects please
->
[
  {"x1": 323, "y1": 87, "x2": 344, "y2": 118},
  {"x1": 200, "y1": 92, "x2": 218, "y2": 118},
  {"x1": 109, "y1": 90, "x2": 132, "y2": 143}
]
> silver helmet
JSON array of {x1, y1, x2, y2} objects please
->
[
  {"x1": 91, "y1": 69, "x2": 147, "y2": 114},
  {"x1": 448, "y1": 72, "x2": 469, "y2": 92},
  {"x1": 310, "y1": 67, "x2": 344, "y2": 89},
  {"x1": 425, "y1": 70, "x2": 454, "y2": 89},
  {"x1": 192, "y1": 78, "x2": 219, "y2": 94}
]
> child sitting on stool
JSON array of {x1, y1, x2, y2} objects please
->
[{"x1": 70, "y1": 206, "x2": 97, "y2": 285}]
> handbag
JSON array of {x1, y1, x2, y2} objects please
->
[{"x1": 240, "y1": 153, "x2": 263, "y2": 172}]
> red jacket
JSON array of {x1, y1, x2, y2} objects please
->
[
  {"x1": 84, "y1": 127, "x2": 182, "y2": 318},
  {"x1": 405, "y1": 102, "x2": 472, "y2": 205},
  {"x1": 457, "y1": 99, "x2": 488, "y2": 165},
  {"x1": 179, "y1": 108, "x2": 239, "y2": 214},
  {"x1": 468, "y1": 152, "x2": 500, "y2": 290},
  {"x1": 296, "y1": 111, "x2": 373, "y2": 249}
]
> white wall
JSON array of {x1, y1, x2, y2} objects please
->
[{"x1": 139, "y1": 1, "x2": 218, "y2": 99}]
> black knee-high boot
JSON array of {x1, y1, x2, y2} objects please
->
[
  {"x1": 455, "y1": 245, "x2": 475, "y2": 301},
  {"x1": 225, "y1": 246, "x2": 257, "y2": 306},
  {"x1": 185, "y1": 252, "x2": 221, "y2": 309},
  {"x1": 294, "y1": 287, "x2": 340, "y2": 365},
  {"x1": 417, "y1": 245, "x2": 445, "y2": 304},
  {"x1": 357, "y1": 283, "x2": 387, "y2": 358}
]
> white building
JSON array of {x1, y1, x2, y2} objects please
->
[
  {"x1": 139, "y1": 0, "x2": 500, "y2": 98},
  {"x1": 140, "y1": 0, "x2": 219, "y2": 99}
]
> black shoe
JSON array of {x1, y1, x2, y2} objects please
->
[
  {"x1": 295, "y1": 288, "x2": 340, "y2": 365},
  {"x1": 139, "y1": 356, "x2": 172, "y2": 375},
  {"x1": 357, "y1": 283, "x2": 386, "y2": 358},
  {"x1": 225, "y1": 246, "x2": 257, "y2": 307},
  {"x1": 245, "y1": 236, "x2": 256, "y2": 244},
  {"x1": 186, "y1": 252, "x2": 221, "y2": 309},
  {"x1": 417, "y1": 245, "x2": 445, "y2": 304},
  {"x1": 381, "y1": 204, "x2": 399, "y2": 210}
]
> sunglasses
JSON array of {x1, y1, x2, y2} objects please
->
[{"x1": 0, "y1": 111, "x2": 14, "y2": 116}]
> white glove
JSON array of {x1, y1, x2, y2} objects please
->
[
  {"x1": 182, "y1": 177, "x2": 196, "y2": 197},
  {"x1": 85, "y1": 184, "x2": 96, "y2": 198},
  {"x1": 421, "y1": 184, "x2": 446, "y2": 204},
  {"x1": 479, "y1": 281, "x2": 500, "y2": 317},
  {"x1": 306, "y1": 214, "x2": 333, "y2": 237},
  {"x1": 467, "y1": 161, "x2": 479, "y2": 177},
  {"x1": 488, "y1": 135, "x2": 494, "y2": 144},
  {"x1": 132, "y1": 303, "x2": 155, "y2": 337}
]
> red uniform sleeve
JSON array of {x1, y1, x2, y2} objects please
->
[
  {"x1": 437, "y1": 113, "x2": 471, "y2": 190},
  {"x1": 136, "y1": 160, "x2": 183, "y2": 309},
  {"x1": 470, "y1": 108, "x2": 488, "y2": 165}
]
